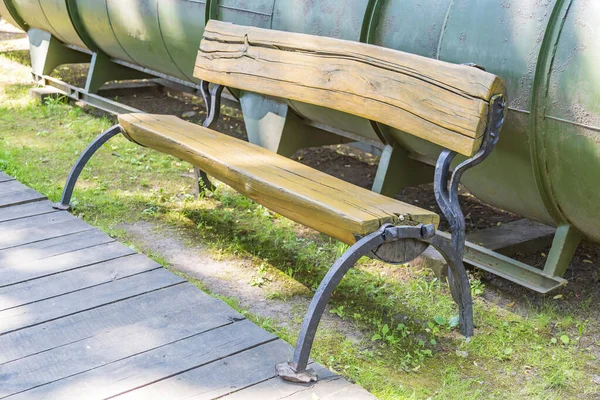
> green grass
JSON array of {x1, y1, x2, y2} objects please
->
[{"x1": 0, "y1": 52, "x2": 598, "y2": 399}]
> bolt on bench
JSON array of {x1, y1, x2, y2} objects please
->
[{"x1": 55, "y1": 20, "x2": 506, "y2": 383}]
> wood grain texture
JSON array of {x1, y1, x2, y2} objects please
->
[
  {"x1": 0, "y1": 241, "x2": 135, "y2": 287},
  {"x1": 0, "y1": 200, "x2": 57, "y2": 223},
  {"x1": 194, "y1": 20, "x2": 507, "y2": 156},
  {"x1": 8, "y1": 321, "x2": 274, "y2": 400},
  {"x1": 0, "y1": 268, "x2": 183, "y2": 335},
  {"x1": 0, "y1": 171, "x2": 15, "y2": 183},
  {"x1": 0, "y1": 253, "x2": 160, "y2": 311},
  {"x1": 111, "y1": 340, "x2": 294, "y2": 400},
  {"x1": 119, "y1": 114, "x2": 438, "y2": 244},
  {"x1": 0, "y1": 283, "x2": 215, "y2": 365}
]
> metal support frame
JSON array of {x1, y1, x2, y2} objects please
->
[
  {"x1": 193, "y1": 82, "x2": 224, "y2": 197},
  {"x1": 276, "y1": 94, "x2": 506, "y2": 383},
  {"x1": 53, "y1": 125, "x2": 123, "y2": 210}
]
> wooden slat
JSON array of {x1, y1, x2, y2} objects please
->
[
  {"x1": 111, "y1": 340, "x2": 296, "y2": 400},
  {"x1": 0, "y1": 179, "x2": 30, "y2": 194},
  {"x1": 0, "y1": 212, "x2": 92, "y2": 250},
  {"x1": 0, "y1": 200, "x2": 57, "y2": 223},
  {"x1": 0, "y1": 253, "x2": 160, "y2": 311},
  {"x1": 0, "y1": 283, "x2": 223, "y2": 365},
  {"x1": 0, "y1": 268, "x2": 183, "y2": 335},
  {"x1": 5, "y1": 320, "x2": 275, "y2": 400},
  {"x1": 195, "y1": 20, "x2": 506, "y2": 156},
  {"x1": 119, "y1": 114, "x2": 438, "y2": 244},
  {"x1": 0, "y1": 171, "x2": 15, "y2": 183},
  {"x1": 0, "y1": 189, "x2": 46, "y2": 209},
  {"x1": 220, "y1": 365, "x2": 340, "y2": 399},
  {"x1": 0, "y1": 241, "x2": 136, "y2": 287},
  {"x1": 222, "y1": 373, "x2": 375, "y2": 400},
  {"x1": 0, "y1": 229, "x2": 115, "y2": 265}
]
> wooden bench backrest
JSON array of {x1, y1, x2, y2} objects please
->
[{"x1": 194, "y1": 20, "x2": 506, "y2": 157}]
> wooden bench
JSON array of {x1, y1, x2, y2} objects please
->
[{"x1": 55, "y1": 20, "x2": 507, "y2": 383}]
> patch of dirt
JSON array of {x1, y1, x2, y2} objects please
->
[{"x1": 123, "y1": 220, "x2": 368, "y2": 345}]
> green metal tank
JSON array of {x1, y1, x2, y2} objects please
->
[{"x1": 1, "y1": 0, "x2": 599, "y2": 278}]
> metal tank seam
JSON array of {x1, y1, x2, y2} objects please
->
[
  {"x1": 435, "y1": 0, "x2": 455, "y2": 60},
  {"x1": 1, "y1": 0, "x2": 28, "y2": 31},
  {"x1": 65, "y1": 0, "x2": 100, "y2": 52},
  {"x1": 529, "y1": 0, "x2": 575, "y2": 226},
  {"x1": 359, "y1": 0, "x2": 392, "y2": 146},
  {"x1": 155, "y1": 0, "x2": 198, "y2": 82},
  {"x1": 35, "y1": 0, "x2": 68, "y2": 43},
  {"x1": 269, "y1": 0, "x2": 277, "y2": 29},
  {"x1": 103, "y1": 0, "x2": 139, "y2": 65}
]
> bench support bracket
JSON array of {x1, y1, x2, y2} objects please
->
[
  {"x1": 276, "y1": 224, "x2": 474, "y2": 383},
  {"x1": 193, "y1": 82, "x2": 224, "y2": 196},
  {"x1": 278, "y1": 95, "x2": 506, "y2": 383},
  {"x1": 53, "y1": 125, "x2": 123, "y2": 210}
]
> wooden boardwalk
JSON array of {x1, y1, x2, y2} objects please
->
[{"x1": 0, "y1": 171, "x2": 375, "y2": 400}]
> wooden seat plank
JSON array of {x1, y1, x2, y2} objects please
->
[
  {"x1": 195, "y1": 20, "x2": 506, "y2": 156},
  {"x1": 0, "y1": 283, "x2": 224, "y2": 365},
  {"x1": 0, "y1": 268, "x2": 184, "y2": 335},
  {"x1": 5, "y1": 320, "x2": 275, "y2": 400},
  {"x1": 119, "y1": 114, "x2": 438, "y2": 244}
]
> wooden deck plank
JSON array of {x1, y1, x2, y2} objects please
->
[
  {"x1": 111, "y1": 340, "x2": 295, "y2": 400},
  {"x1": 220, "y1": 365, "x2": 340, "y2": 399},
  {"x1": 222, "y1": 374, "x2": 374, "y2": 400},
  {"x1": 0, "y1": 210, "x2": 75, "y2": 229},
  {"x1": 0, "y1": 214, "x2": 92, "y2": 250},
  {"x1": 4, "y1": 320, "x2": 276, "y2": 400},
  {"x1": 0, "y1": 200, "x2": 56, "y2": 223},
  {"x1": 0, "y1": 189, "x2": 46, "y2": 209},
  {"x1": 0, "y1": 177, "x2": 375, "y2": 399},
  {"x1": 0, "y1": 241, "x2": 136, "y2": 287},
  {"x1": 0, "y1": 253, "x2": 161, "y2": 311},
  {"x1": 0, "y1": 268, "x2": 184, "y2": 335},
  {"x1": 0, "y1": 283, "x2": 225, "y2": 365},
  {"x1": 0, "y1": 172, "x2": 15, "y2": 183},
  {"x1": 0, "y1": 179, "x2": 30, "y2": 194},
  {"x1": 0, "y1": 229, "x2": 115, "y2": 265}
]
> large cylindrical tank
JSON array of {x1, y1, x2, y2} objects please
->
[{"x1": 2, "y1": 0, "x2": 599, "y2": 244}]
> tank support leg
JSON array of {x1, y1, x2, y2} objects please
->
[
  {"x1": 28, "y1": 28, "x2": 89, "y2": 78},
  {"x1": 542, "y1": 225, "x2": 582, "y2": 278},
  {"x1": 53, "y1": 125, "x2": 122, "y2": 210},
  {"x1": 372, "y1": 144, "x2": 433, "y2": 197},
  {"x1": 239, "y1": 92, "x2": 348, "y2": 158},
  {"x1": 85, "y1": 53, "x2": 153, "y2": 93}
]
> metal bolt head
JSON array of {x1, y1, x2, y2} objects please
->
[{"x1": 420, "y1": 224, "x2": 436, "y2": 239}]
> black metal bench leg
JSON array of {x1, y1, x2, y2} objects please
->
[
  {"x1": 427, "y1": 234, "x2": 474, "y2": 337},
  {"x1": 53, "y1": 125, "x2": 122, "y2": 210},
  {"x1": 276, "y1": 227, "x2": 388, "y2": 383},
  {"x1": 192, "y1": 81, "x2": 225, "y2": 197}
]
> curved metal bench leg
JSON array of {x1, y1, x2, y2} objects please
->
[
  {"x1": 277, "y1": 224, "x2": 475, "y2": 383},
  {"x1": 427, "y1": 235, "x2": 474, "y2": 337},
  {"x1": 53, "y1": 125, "x2": 122, "y2": 210},
  {"x1": 276, "y1": 227, "x2": 387, "y2": 383},
  {"x1": 193, "y1": 81, "x2": 225, "y2": 197}
]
